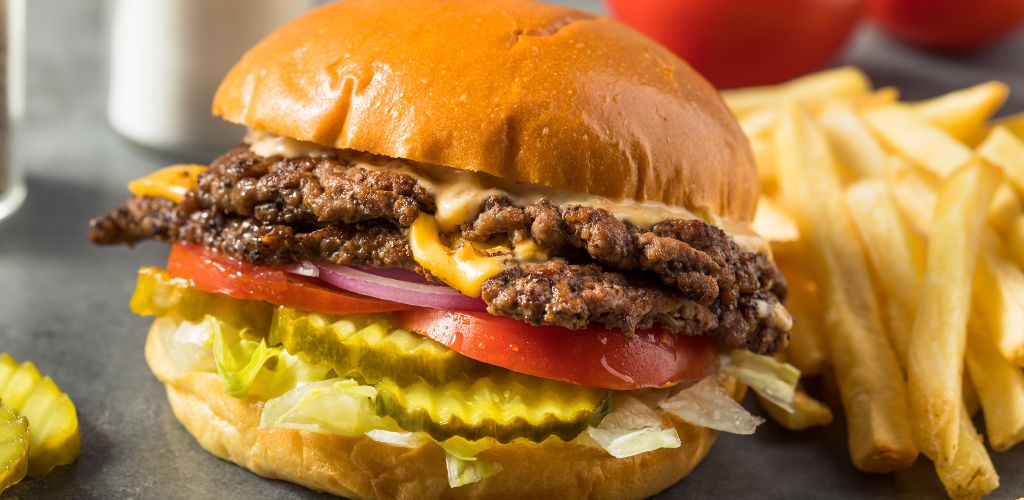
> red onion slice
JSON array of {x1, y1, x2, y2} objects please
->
[
  {"x1": 286, "y1": 263, "x2": 487, "y2": 311},
  {"x1": 353, "y1": 266, "x2": 434, "y2": 285}
]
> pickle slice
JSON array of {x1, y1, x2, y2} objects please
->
[
  {"x1": 0, "y1": 400, "x2": 28, "y2": 492},
  {"x1": 270, "y1": 307, "x2": 485, "y2": 386},
  {"x1": 0, "y1": 354, "x2": 80, "y2": 477},
  {"x1": 375, "y1": 375, "x2": 612, "y2": 443},
  {"x1": 131, "y1": 267, "x2": 272, "y2": 332}
]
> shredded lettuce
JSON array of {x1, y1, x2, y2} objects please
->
[
  {"x1": 587, "y1": 427, "x2": 681, "y2": 459},
  {"x1": 260, "y1": 378, "x2": 387, "y2": 436},
  {"x1": 720, "y1": 350, "x2": 800, "y2": 413},
  {"x1": 659, "y1": 376, "x2": 765, "y2": 435},
  {"x1": 154, "y1": 317, "x2": 215, "y2": 373},
  {"x1": 439, "y1": 437, "x2": 495, "y2": 461},
  {"x1": 438, "y1": 439, "x2": 503, "y2": 488},
  {"x1": 365, "y1": 430, "x2": 429, "y2": 449},
  {"x1": 445, "y1": 453, "x2": 503, "y2": 488},
  {"x1": 210, "y1": 316, "x2": 330, "y2": 400},
  {"x1": 584, "y1": 395, "x2": 680, "y2": 458}
]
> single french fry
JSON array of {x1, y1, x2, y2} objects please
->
[
  {"x1": 907, "y1": 161, "x2": 1001, "y2": 464},
  {"x1": 817, "y1": 101, "x2": 889, "y2": 179},
  {"x1": 753, "y1": 196, "x2": 799, "y2": 243},
  {"x1": 758, "y1": 387, "x2": 834, "y2": 431},
  {"x1": 722, "y1": 67, "x2": 871, "y2": 117},
  {"x1": 934, "y1": 404, "x2": 999, "y2": 500},
  {"x1": 977, "y1": 126, "x2": 1024, "y2": 198},
  {"x1": 864, "y1": 105, "x2": 973, "y2": 178},
  {"x1": 844, "y1": 180, "x2": 926, "y2": 364},
  {"x1": 884, "y1": 157, "x2": 940, "y2": 235},
  {"x1": 912, "y1": 81, "x2": 1009, "y2": 144},
  {"x1": 773, "y1": 103, "x2": 917, "y2": 472},
  {"x1": 774, "y1": 249, "x2": 828, "y2": 375},
  {"x1": 974, "y1": 232, "x2": 1024, "y2": 366},
  {"x1": 966, "y1": 314, "x2": 1024, "y2": 451},
  {"x1": 986, "y1": 183, "x2": 1022, "y2": 235}
]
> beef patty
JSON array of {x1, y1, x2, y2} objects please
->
[{"x1": 89, "y1": 146, "x2": 790, "y2": 354}]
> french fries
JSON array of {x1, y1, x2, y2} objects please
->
[
  {"x1": 973, "y1": 232, "x2": 1024, "y2": 366},
  {"x1": 863, "y1": 105, "x2": 973, "y2": 178},
  {"x1": 753, "y1": 196, "x2": 799, "y2": 243},
  {"x1": 734, "y1": 68, "x2": 1022, "y2": 499},
  {"x1": 934, "y1": 405, "x2": 999, "y2": 500},
  {"x1": 884, "y1": 157, "x2": 940, "y2": 235},
  {"x1": 844, "y1": 180, "x2": 925, "y2": 363},
  {"x1": 758, "y1": 387, "x2": 833, "y2": 431},
  {"x1": 722, "y1": 67, "x2": 870, "y2": 117},
  {"x1": 977, "y1": 126, "x2": 1024, "y2": 197},
  {"x1": 907, "y1": 162, "x2": 1001, "y2": 463},
  {"x1": 773, "y1": 249, "x2": 828, "y2": 376},
  {"x1": 965, "y1": 314, "x2": 1024, "y2": 451},
  {"x1": 1008, "y1": 215, "x2": 1024, "y2": 270},
  {"x1": 912, "y1": 82, "x2": 1009, "y2": 144},
  {"x1": 962, "y1": 372, "x2": 980, "y2": 418},
  {"x1": 817, "y1": 101, "x2": 889, "y2": 179},
  {"x1": 986, "y1": 184, "x2": 1022, "y2": 235},
  {"x1": 773, "y1": 104, "x2": 917, "y2": 472},
  {"x1": 993, "y1": 112, "x2": 1024, "y2": 140}
]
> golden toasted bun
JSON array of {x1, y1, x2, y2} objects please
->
[
  {"x1": 145, "y1": 321, "x2": 741, "y2": 499},
  {"x1": 213, "y1": 0, "x2": 758, "y2": 221}
]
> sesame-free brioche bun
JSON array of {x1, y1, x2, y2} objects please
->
[
  {"x1": 145, "y1": 320, "x2": 742, "y2": 499},
  {"x1": 213, "y1": 0, "x2": 758, "y2": 221}
]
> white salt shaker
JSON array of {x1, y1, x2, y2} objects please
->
[{"x1": 107, "y1": 0, "x2": 316, "y2": 158}]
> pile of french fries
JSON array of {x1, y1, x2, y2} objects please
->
[{"x1": 724, "y1": 67, "x2": 1024, "y2": 499}]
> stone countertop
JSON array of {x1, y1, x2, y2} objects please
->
[{"x1": 0, "y1": 1, "x2": 1021, "y2": 498}]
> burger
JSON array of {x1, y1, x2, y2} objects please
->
[{"x1": 88, "y1": 0, "x2": 794, "y2": 498}]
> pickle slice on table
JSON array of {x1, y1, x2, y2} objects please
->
[
  {"x1": 130, "y1": 267, "x2": 273, "y2": 333},
  {"x1": 0, "y1": 354, "x2": 80, "y2": 477},
  {"x1": 0, "y1": 400, "x2": 28, "y2": 492},
  {"x1": 375, "y1": 375, "x2": 612, "y2": 443},
  {"x1": 270, "y1": 307, "x2": 486, "y2": 386}
]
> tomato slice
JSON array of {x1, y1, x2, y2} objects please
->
[
  {"x1": 167, "y1": 244, "x2": 411, "y2": 314},
  {"x1": 395, "y1": 309, "x2": 717, "y2": 390}
]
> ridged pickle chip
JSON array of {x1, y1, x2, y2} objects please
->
[
  {"x1": 0, "y1": 354, "x2": 80, "y2": 477},
  {"x1": 375, "y1": 375, "x2": 612, "y2": 443},
  {"x1": 271, "y1": 307, "x2": 486, "y2": 386},
  {"x1": 0, "y1": 400, "x2": 28, "y2": 492},
  {"x1": 131, "y1": 267, "x2": 272, "y2": 333}
]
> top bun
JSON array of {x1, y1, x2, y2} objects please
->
[{"x1": 213, "y1": 0, "x2": 758, "y2": 221}]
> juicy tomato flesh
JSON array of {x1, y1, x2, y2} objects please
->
[
  {"x1": 166, "y1": 243, "x2": 717, "y2": 389},
  {"x1": 166, "y1": 244, "x2": 412, "y2": 314},
  {"x1": 395, "y1": 309, "x2": 718, "y2": 390}
]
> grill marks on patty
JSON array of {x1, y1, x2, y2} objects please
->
[{"x1": 88, "y1": 146, "x2": 789, "y2": 353}]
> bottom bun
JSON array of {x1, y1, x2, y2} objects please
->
[{"x1": 145, "y1": 320, "x2": 740, "y2": 499}]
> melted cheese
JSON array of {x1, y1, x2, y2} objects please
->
[
  {"x1": 244, "y1": 129, "x2": 333, "y2": 158},
  {"x1": 513, "y1": 239, "x2": 549, "y2": 262},
  {"x1": 407, "y1": 214, "x2": 506, "y2": 297},
  {"x1": 127, "y1": 164, "x2": 207, "y2": 202}
]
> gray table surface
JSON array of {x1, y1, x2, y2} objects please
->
[{"x1": 1, "y1": 1, "x2": 1022, "y2": 498}]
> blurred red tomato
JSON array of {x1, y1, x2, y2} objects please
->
[
  {"x1": 607, "y1": 0, "x2": 863, "y2": 89},
  {"x1": 867, "y1": 0, "x2": 1024, "y2": 52}
]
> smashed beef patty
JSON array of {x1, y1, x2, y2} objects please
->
[{"x1": 88, "y1": 146, "x2": 789, "y2": 354}]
